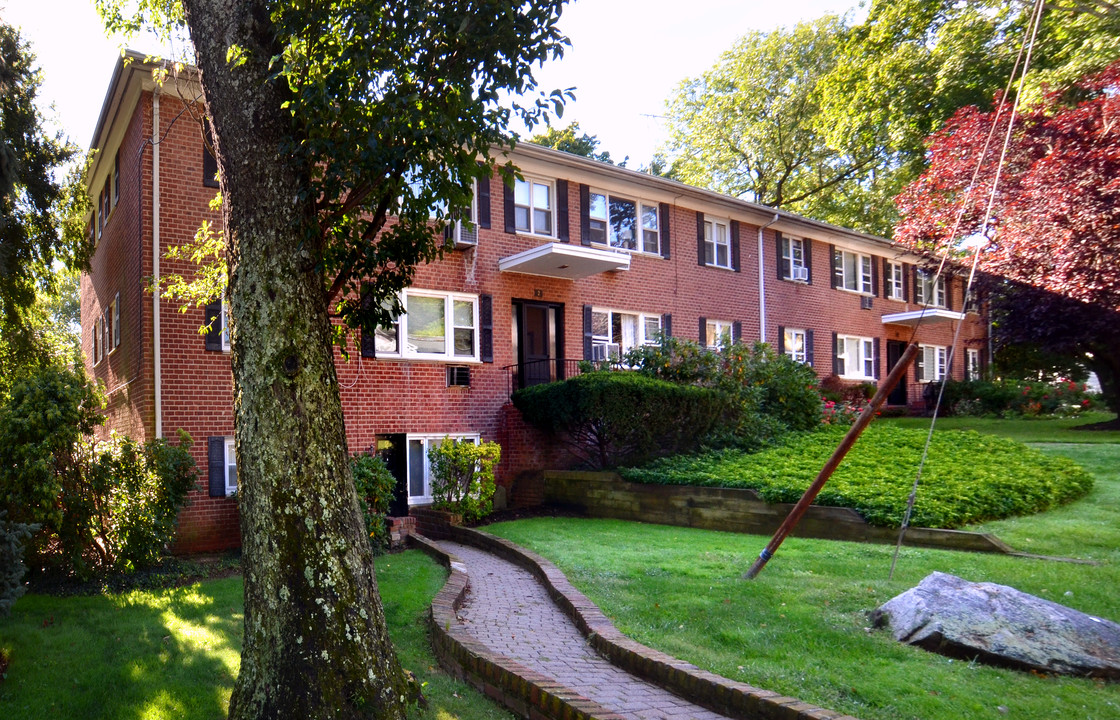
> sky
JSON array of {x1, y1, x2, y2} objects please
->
[{"x1": 5, "y1": 0, "x2": 865, "y2": 165}]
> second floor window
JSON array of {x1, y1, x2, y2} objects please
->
[
  {"x1": 780, "y1": 236, "x2": 809, "y2": 282},
  {"x1": 704, "y1": 218, "x2": 730, "y2": 269},
  {"x1": 834, "y1": 249, "x2": 872, "y2": 294},
  {"x1": 514, "y1": 177, "x2": 553, "y2": 236},
  {"x1": 886, "y1": 261, "x2": 905, "y2": 300},
  {"x1": 916, "y1": 269, "x2": 947, "y2": 307},
  {"x1": 588, "y1": 191, "x2": 660, "y2": 254}
]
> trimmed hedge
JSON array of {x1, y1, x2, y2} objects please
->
[
  {"x1": 512, "y1": 371, "x2": 732, "y2": 469},
  {"x1": 620, "y1": 425, "x2": 1094, "y2": 528}
]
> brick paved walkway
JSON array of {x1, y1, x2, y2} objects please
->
[{"x1": 438, "y1": 540, "x2": 729, "y2": 720}]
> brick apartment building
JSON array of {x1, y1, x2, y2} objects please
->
[{"x1": 81, "y1": 53, "x2": 988, "y2": 552}]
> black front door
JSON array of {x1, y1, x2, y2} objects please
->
[
  {"x1": 514, "y1": 301, "x2": 563, "y2": 389},
  {"x1": 375, "y1": 433, "x2": 409, "y2": 516},
  {"x1": 886, "y1": 340, "x2": 908, "y2": 406}
]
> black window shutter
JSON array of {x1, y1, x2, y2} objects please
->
[
  {"x1": 806, "y1": 329, "x2": 815, "y2": 367},
  {"x1": 874, "y1": 338, "x2": 882, "y2": 379},
  {"x1": 730, "y1": 220, "x2": 741, "y2": 272},
  {"x1": 579, "y1": 184, "x2": 591, "y2": 246},
  {"x1": 477, "y1": 172, "x2": 491, "y2": 230},
  {"x1": 360, "y1": 285, "x2": 376, "y2": 358},
  {"x1": 776, "y1": 233, "x2": 787, "y2": 280},
  {"x1": 902, "y1": 263, "x2": 911, "y2": 302},
  {"x1": 915, "y1": 348, "x2": 924, "y2": 384},
  {"x1": 556, "y1": 179, "x2": 569, "y2": 242},
  {"x1": 732, "y1": 320, "x2": 742, "y2": 344},
  {"x1": 803, "y1": 238, "x2": 813, "y2": 284},
  {"x1": 698, "y1": 316, "x2": 707, "y2": 345},
  {"x1": 911, "y1": 265, "x2": 920, "y2": 304},
  {"x1": 479, "y1": 294, "x2": 493, "y2": 363},
  {"x1": 204, "y1": 301, "x2": 222, "y2": 351},
  {"x1": 777, "y1": 325, "x2": 786, "y2": 354},
  {"x1": 503, "y1": 180, "x2": 516, "y2": 234},
  {"x1": 661, "y1": 313, "x2": 672, "y2": 338},
  {"x1": 582, "y1": 305, "x2": 593, "y2": 360},
  {"x1": 832, "y1": 331, "x2": 840, "y2": 375},
  {"x1": 830, "y1": 245, "x2": 841, "y2": 289},
  {"x1": 881, "y1": 258, "x2": 889, "y2": 298},
  {"x1": 870, "y1": 256, "x2": 880, "y2": 296},
  {"x1": 944, "y1": 278, "x2": 954, "y2": 310},
  {"x1": 208, "y1": 436, "x2": 226, "y2": 498},
  {"x1": 696, "y1": 211, "x2": 706, "y2": 267},
  {"x1": 659, "y1": 203, "x2": 671, "y2": 259}
]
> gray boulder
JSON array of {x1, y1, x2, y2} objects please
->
[{"x1": 871, "y1": 571, "x2": 1120, "y2": 678}]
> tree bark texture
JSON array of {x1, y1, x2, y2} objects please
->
[{"x1": 181, "y1": 2, "x2": 411, "y2": 717}]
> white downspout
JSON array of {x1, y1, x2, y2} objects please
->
[
  {"x1": 152, "y1": 88, "x2": 162, "y2": 439},
  {"x1": 758, "y1": 213, "x2": 780, "y2": 344}
]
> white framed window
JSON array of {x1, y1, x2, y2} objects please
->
[
  {"x1": 220, "y1": 297, "x2": 231, "y2": 352},
  {"x1": 916, "y1": 269, "x2": 947, "y2": 307},
  {"x1": 705, "y1": 319, "x2": 734, "y2": 349},
  {"x1": 110, "y1": 293, "x2": 120, "y2": 351},
  {"x1": 113, "y1": 150, "x2": 121, "y2": 207},
  {"x1": 92, "y1": 320, "x2": 100, "y2": 365},
  {"x1": 375, "y1": 289, "x2": 478, "y2": 361},
  {"x1": 781, "y1": 236, "x2": 809, "y2": 282},
  {"x1": 514, "y1": 176, "x2": 553, "y2": 236},
  {"x1": 102, "y1": 312, "x2": 109, "y2": 361},
  {"x1": 406, "y1": 433, "x2": 479, "y2": 505},
  {"x1": 835, "y1": 249, "x2": 873, "y2": 294},
  {"x1": 836, "y1": 334, "x2": 875, "y2": 380},
  {"x1": 704, "y1": 218, "x2": 731, "y2": 269},
  {"x1": 783, "y1": 328, "x2": 807, "y2": 364},
  {"x1": 588, "y1": 190, "x2": 660, "y2": 254},
  {"x1": 886, "y1": 261, "x2": 905, "y2": 300},
  {"x1": 591, "y1": 308, "x2": 662, "y2": 360},
  {"x1": 966, "y1": 348, "x2": 981, "y2": 381},
  {"x1": 224, "y1": 437, "x2": 238, "y2": 495},
  {"x1": 917, "y1": 344, "x2": 948, "y2": 383}
]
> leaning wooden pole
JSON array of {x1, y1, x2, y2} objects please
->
[{"x1": 745, "y1": 342, "x2": 920, "y2": 580}]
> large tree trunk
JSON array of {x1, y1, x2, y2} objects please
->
[{"x1": 181, "y1": 2, "x2": 411, "y2": 718}]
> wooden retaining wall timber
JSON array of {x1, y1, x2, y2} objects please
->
[{"x1": 543, "y1": 471, "x2": 1015, "y2": 554}]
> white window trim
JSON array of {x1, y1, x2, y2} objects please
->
[
  {"x1": 224, "y1": 437, "x2": 238, "y2": 496},
  {"x1": 782, "y1": 236, "x2": 808, "y2": 281},
  {"x1": 406, "y1": 433, "x2": 480, "y2": 506},
  {"x1": 966, "y1": 348, "x2": 981, "y2": 381},
  {"x1": 886, "y1": 261, "x2": 905, "y2": 300},
  {"x1": 705, "y1": 319, "x2": 734, "y2": 349},
  {"x1": 376, "y1": 289, "x2": 480, "y2": 362},
  {"x1": 221, "y1": 297, "x2": 231, "y2": 352},
  {"x1": 587, "y1": 189, "x2": 661, "y2": 256},
  {"x1": 916, "y1": 270, "x2": 947, "y2": 308},
  {"x1": 918, "y1": 344, "x2": 948, "y2": 383},
  {"x1": 837, "y1": 334, "x2": 875, "y2": 381},
  {"x1": 514, "y1": 175, "x2": 555, "y2": 238},
  {"x1": 591, "y1": 307, "x2": 662, "y2": 360},
  {"x1": 704, "y1": 217, "x2": 732, "y2": 269},
  {"x1": 783, "y1": 328, "x2": 808, "y2": 364},
  {"x1": 92, "y1": 319, "x2": 101, "y2": 366},
  {"x1": 836, "y1": 249, "x2": 873, "y2": 295},
  {"x1": 110, "y1": 292, "x2": 121, "y2": 352}
]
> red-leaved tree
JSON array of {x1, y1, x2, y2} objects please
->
[{"x1": 895, "y1": 61, "x2": 1120, "y2": 414}]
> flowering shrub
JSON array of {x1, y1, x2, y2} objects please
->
[
  {"x1": 820, "y1": 398, "x2": 873, "y2": 425},
  {"x1": 942, "y1": 378, "x2": 1099, "y2": 417}
]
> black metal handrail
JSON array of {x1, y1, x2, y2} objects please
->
[{"x1": 502, "y1": 358, "x2": 586, "y2": 399}]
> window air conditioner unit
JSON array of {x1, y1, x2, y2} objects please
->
[
  {"x1": 448, "y1": 220, "x2": 477, "y2": 249},
  {"x1": 860, "y1": 295, "x2": 874, "y2": 310},
  {"x1": 592, "y1": 343, "x2": 621, "y2": 362},
  {"x1": 791, "y1": 266, "x2": 809, "y2": 282},
  {"x1": 446, "y1": 365, "x2": 471, "y2": 387}
]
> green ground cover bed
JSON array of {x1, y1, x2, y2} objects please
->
[
  {"x1": 0, "y1": 552, "x2": 510, "y2": 720},
  {"x1": 620, "y1": 424, "x2": 1094, "y2": 528},
  {"x1": 485, "y1": 443, "x2": 1120, "y2": 720}
]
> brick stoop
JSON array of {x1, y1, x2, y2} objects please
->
[{"x1": 411, "y1": 528, "x2": 861, "y2": 720}]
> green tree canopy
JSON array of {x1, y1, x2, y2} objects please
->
[{"x1": 530, "y1": 120, "x2": 621, "y2": 165}]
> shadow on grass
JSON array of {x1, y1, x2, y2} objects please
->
[{"x1": 0, "y1": 577, "x2": 243, "y2": 720}]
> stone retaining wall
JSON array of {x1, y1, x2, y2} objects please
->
[{"x1": 544, "y1": 471, "x2": 1014, "y2": 554}]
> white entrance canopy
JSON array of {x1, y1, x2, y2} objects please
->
[{"x1": 498, "y1": 242, "x2": 631, "y2": 280}]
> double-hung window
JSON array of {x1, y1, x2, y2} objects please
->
[
  {"x1": 836, "y1": 335, "x2": 875, "y2": 380},
  {"x1": 835, "y1": 249, "x2": 872, "y2": 294},
  {"x1": 704, "y1": 218, "x2": 731, "y2": 268},
  {"x1": 966, "y1": 348, "x2": 981, "y2": 380},
  {"x1": 783, "y1": 328, "x2": 808, "y2": 364},
  {"x1": 224, "y1": 438, "x2": 237, "y2": 495},
  {"x1": 407, "y1": 434, "x2": 479, "y2": 505},
  {"x1": 917, "y1": 344, "x2": 948, "y2": 383},
  {"x1": 705, "y1": 319, "x2": 733, "y2": 349},
  {"x1": 886, "y1": 261, "x2": 905, "y2": 300},
  {"x1": 514, "y1": 177, "x2": 553, "y2": 236},
  {"x1": 781, "y1": 236, "x2": 809, "y2": 282},
  {"x1": 588, "y1": 191, "x2": 660, "y2": 254},
  {"x1": 376, "y1": 290, "x2": 478, "y2": 361},
  {"x1": 109, "y1": 293, "x2": 120, "y2": 352},
  {"x1": 591, "y1": 308, "x2": 661, "y2": 361},
  {"x1": 916, "y1": 269, "x2": 946, "y2": 307}
]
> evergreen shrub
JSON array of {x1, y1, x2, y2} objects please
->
[{"x1": 351, "y1": 454, "x2": 396, "y2": 551}]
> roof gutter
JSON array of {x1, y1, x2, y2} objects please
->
[{"x1": 758, "y1": 213, "x2": 781, "y2": 343}]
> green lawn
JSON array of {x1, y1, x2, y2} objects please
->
[
  {"x1": 883, "y1": 411, "x2": 1120, "y2": 443},
  {"x1": 485, "y1": 442, "x2": 1120, "y2": 720},
  {"x1": 0, "y1": 552, "x2": 511, "y2": 720}
]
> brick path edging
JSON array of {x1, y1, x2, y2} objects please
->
[{"x1": 411, "y1": 527, "x2": 859, "y2": 720}]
